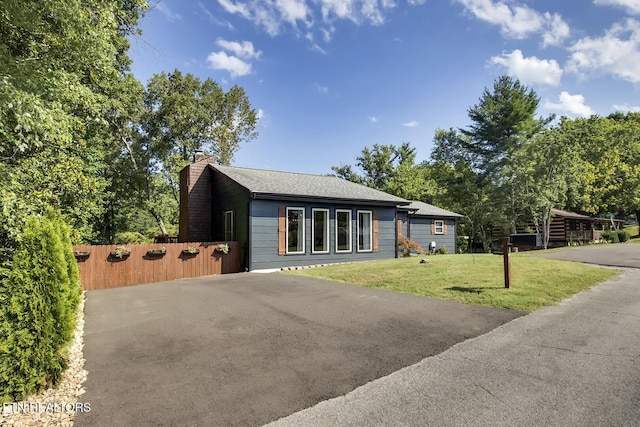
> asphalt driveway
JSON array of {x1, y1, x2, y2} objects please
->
[{"x1": 74, "y1": 273, "x2": 523, "y2": 427}]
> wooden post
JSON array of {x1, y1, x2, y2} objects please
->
[{"x1": 502, "y1": 237, "x2": 511, "y2": 289}]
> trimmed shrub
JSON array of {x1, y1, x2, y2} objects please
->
[
  {"x1": 0, "y1": 213, "x2": 81, "y2": 403},
  {"x1": 436, "y1": 247, "x2": 449, "y2": 255},
  {"x1": 397, "y1": 236, "x2": 424, "y2": 257},
  {"x1": 114, "y1": 231, "x2": 148, "y2": 244},
  {"x1": 602, "y1": 230, "x2": 620, "y2": 243},
  {"x1": 456, "y1": 237, "x2": 469, "y2": 253},
  {"x1": 617, "y1": 229, "x2": 630, "y2": 243}
]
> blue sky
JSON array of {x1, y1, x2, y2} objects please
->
[{"x1": 129, "y1": 0, "x2": 640, "y2": 175}]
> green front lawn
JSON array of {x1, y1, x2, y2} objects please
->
[
  {"x1": 283, "y1": 254, "x2": 620, "y2": 312},
  {"x1": 624, "y1": 225, "x2": 640, "y2": 242}
]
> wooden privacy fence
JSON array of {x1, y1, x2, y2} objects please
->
[{"x1": 72, "y1": 242, "x2": 240, "y2": 291}]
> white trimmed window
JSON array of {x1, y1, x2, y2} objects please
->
[
  {"x1": 434, "y1": 220, "x2": 445, "y2": 235},
  {"x1": 357, "y1": 210, "x2": 373, "y2": 252},
  {"x1": 224, "y1": 210, "x2": 234, "y2": 241},
  {"x1": 287, "y1": 207, "x2": 305, "y2": 254},
  {"x1": 312, "y1": 209, "x2": 329, "y2": 254},
  {"x1": 335, "y1": 209, "x2": 352, "y2": 253}
]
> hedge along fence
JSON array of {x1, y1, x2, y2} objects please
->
[
  {"x1": 71, "y1": 242, "x2": 240, "y2": 291},
  {"x1": 0, "y1": 211, "x2": 82, "y2": 403}
]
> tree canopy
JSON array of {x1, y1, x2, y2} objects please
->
[
  {"x1": 1, "y1": 0, "x2": 260, "y2": 252},
  {"x1": 331, "y1": 142, "x2": 437, "y2": 202}
]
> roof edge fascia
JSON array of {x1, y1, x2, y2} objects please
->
[{"x1": 251, "y1": 192, "x2": 410, "y2": 206}]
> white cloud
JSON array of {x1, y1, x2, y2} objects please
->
[
  {"x1": 217, "y1": 0, "x2": 251, "y2": 18},
  {"x1": 217, "y1": 0, "x2": 312, "y2": 36},
  {"x1": 542, "y1": 12, "x2": 570, "y2": 47},
  {"x1": 594, "y1": 0, "x2": 640, "y2": 14},
  {"x1": 277, "y1": 0, "x2": 311, "y2": 25},
  {"x1": 216, "y1": 39, "x2": 262, "y2": 59},
  {"x1": 544, "y1": 92, "x2": 595, "y2": 117},
  {"x1": 456, "y1": 0, "x2": 544, "y2": 38},
  {"x1": 612, "y1": 103, "x2": 640, "y2": 112},
  {"x1": 207, "y1": 39, "x2": 260, "y2": 78},
  {"x1": 310, "y1": 43, "x2": 328, "y2": 54},
  {"x1": 206, "y1": 52, "x2": 252, "y2": 77},
  {"x1": 218, "y1": 0, "x2": 397, "y2": 38},
  {"x1": 456, "y1": 0, "x2": 570, "y2": 45},
  {"x1": 198, "y1": 2, "x2": 234, "y2": 29},
  {"x1": 403, "y1": 120, "x2": 419, "y2": 127},
  {"x1": 368, "y1": 115, "x2": 379, "y2": 122},
  {"x1": 155, "y1": 2, "x2": 182, "y2": 21},
  {"x1": 490, "y1": 49, "x2": 562, "y2": 86},
  {"x1": 314, "y1": 82, "x2": 329, "y2": 94},
  {"x1": 566, "y1": 18, "x2": 640, "y2": 83}
]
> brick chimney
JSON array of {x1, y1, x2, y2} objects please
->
[{"x1": 178, "y1": 154, "x2": 216, "y2": 242}]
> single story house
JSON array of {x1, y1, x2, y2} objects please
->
[
  {"x1": 397, "y1": 200, "x2": 462, "y2": 254},
  {"x1": 547, "y1": 208, "x2": 624, "y2": 245},
  {"x1": 492, "y1": 208, "x2": 625, "y2": 247},
  {"x1": 179, "y1": 155, "x2": 461, "y2": 271}
]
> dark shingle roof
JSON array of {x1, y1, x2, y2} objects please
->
[
  {"x1": 211, "y1": 164, "x2": 410, "y2": 205},
  {"x1": 401, "y1": 200, "x2": 462, "y2": 218},
  {"x1": 550, "y1": 208, "x2": 591, "y2": 219}
]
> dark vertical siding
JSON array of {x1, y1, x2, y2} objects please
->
[
  {"x1": 211, "y1": 170, "x2": 251, "y2": 270},
  {"x1": 249, "y1": 199, "x2": 397, "y2": 271},
  {"x1": 409, "y1": 217, "x2": 457, "y2": 253}
]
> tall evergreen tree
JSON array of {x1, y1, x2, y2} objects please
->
[{"x1": 462, "y1": 76, "x2": 553, "y2": 232}]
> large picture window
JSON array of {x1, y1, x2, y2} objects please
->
[
  {"x1": 336, "y1": 209, "x2": 352, "y2": 253},
  {"x1": 287, "y1": 207, "x2": 305, "y2": 254},
  {"x1": 312, "y1": 209, "x2": 329, "y2": 253},
  {"x1": 357, "y1": 210, "x2": 373, "y2": 252},
  {"x1": 224, "y1": 210, "x2": 234, "y2": 241}
]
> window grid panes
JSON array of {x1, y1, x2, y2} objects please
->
[
  {"x1": 224, "y1": 210, "x2": 234, "y2": 241},
  {"x1": 357, "y1": 210, "x2": 372, "y2": 252},
  {"x1": 287, "y1": 207, "x2": 305, "y2": 254},
  {"x1": 312, "y1": 209, "x2": 329, "y2": 253},
  {"x1": 434, "y1": 220, "x2": 445, "y2": 234},
  {"x1": 336, "y1": 210, "x2": 352, "y2": 253}
]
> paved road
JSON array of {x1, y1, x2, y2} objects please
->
[
  {"x1": 268, "y1": 247, "x2": 640, "y2": 426},
  {"x1": 74, "y1": 273, "x2": 522, "y2": 427},
  {"x1": 530, "y1": 243, "x2": 640, "y2": 268}
]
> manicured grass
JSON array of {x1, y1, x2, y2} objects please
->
[
  {"x1": 283, "y1": 254, "x2": 620, "y2": 312},
  {"x1": 624, "y1": 225, "x2": 640, "y2": 243}
]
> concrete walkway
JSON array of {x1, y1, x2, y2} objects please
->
[{"x1": 267, "y1": 247, "x2": 640, "y2": 426}]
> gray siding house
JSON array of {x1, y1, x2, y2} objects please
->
[
  {"x1": 180, "y1": 157, "x2": 411, "y2": 271},
  {"x1": 397, "y1": 201, "x2": 462, "y2": 254}
]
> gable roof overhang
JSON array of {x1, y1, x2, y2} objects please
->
[{"x1": 398, "y1": 200, "x2": 463, "y2": 219}]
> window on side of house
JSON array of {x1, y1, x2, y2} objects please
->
[
  {"x1": 357, "y1": 210, "x2": 373, "y2": 252},
  {"x1": 336, "y1": 209, "x2": 352, "y2": 253},
  {"x1": 312, "y1": 208, "x2": 329, "y2": 254},
  {"x1": 224, "y1": 210, "x2": 234, "y2": 241},
  {"x1": 287, "y1": 207, "x2": 305, "y2": 254},
  {"x1": 434, "y1": 219, "x2": 445, "y2": 235}
]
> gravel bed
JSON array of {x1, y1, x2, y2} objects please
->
[{"x1": 1, "y1": 293, "x2": 88, "y2": 427}]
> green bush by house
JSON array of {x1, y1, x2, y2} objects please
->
[
  {"x1": 602, "y1": 230, "x2": 620, "y2": 243},
  {"x1": 0, "y1": 211, "x2": 81, "y2": 403},
  {"x1": 617, "y1": 229, "x2": 630, "y2": 242}
]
